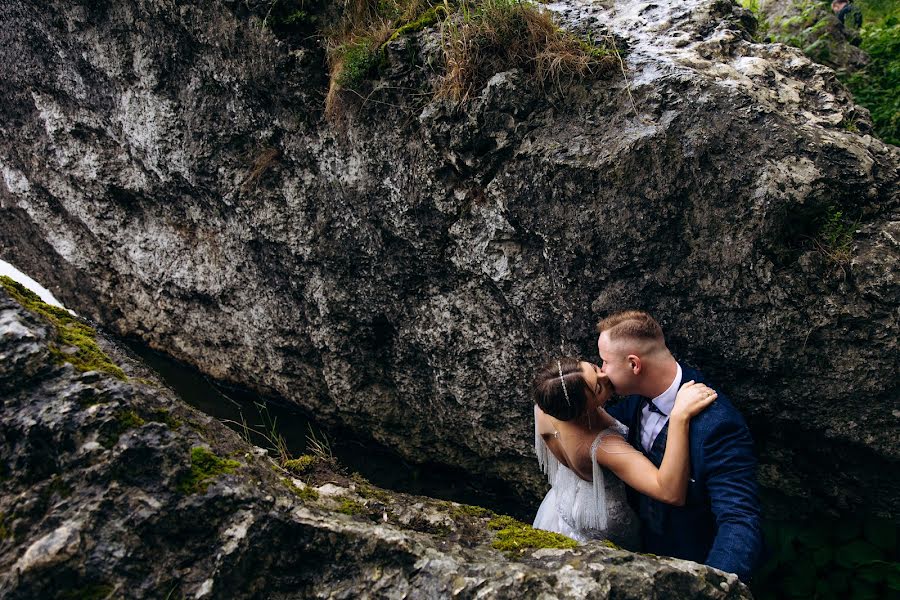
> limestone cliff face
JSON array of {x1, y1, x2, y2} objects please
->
[
  {"x1": 0, "y1": 0, "x2": 898, "y2": 519},
  {"x1": 0, "y1": 285, "x2": 752, "y2": 598}
]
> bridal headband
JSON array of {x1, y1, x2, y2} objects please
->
[{"x1": 556, "y1": 360, "x2": 572, "y2": 406}]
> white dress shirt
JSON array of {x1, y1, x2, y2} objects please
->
[{"x1": 640, "y1": 363, "x2": 683, "y2": 453}]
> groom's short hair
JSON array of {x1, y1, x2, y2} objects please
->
[{"x1": 596, "y1": 310, "x2": 664, "y2": 344}]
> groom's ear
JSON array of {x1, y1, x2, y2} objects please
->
[{"x1": 628, "y1": 354, "x2": 642, "y2": 375}]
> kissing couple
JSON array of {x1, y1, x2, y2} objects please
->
[{"x1": 532, "y1": 310, "x2": 763, "y2": 582}]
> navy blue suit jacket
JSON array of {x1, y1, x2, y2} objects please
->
[{"x1": 605, "y1": 366, "x2": 763, "y2": 581}]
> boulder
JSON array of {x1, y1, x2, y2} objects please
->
[
  {"x1": 0, "y1": 0, "x2": 897, "y2": 520},
  {"x1": 0, "y1": 283, "x2": 751, "y2": 598}
]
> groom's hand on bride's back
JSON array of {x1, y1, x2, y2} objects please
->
[{"x1": 670, "y1": 381, "x2": 717, "y2": 421}]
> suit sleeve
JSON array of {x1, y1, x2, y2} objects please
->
[{"x1": 702, "y1": 417, "x2": 763, "y2": 581}]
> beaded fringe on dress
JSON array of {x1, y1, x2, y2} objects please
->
[
  {"x1": 589, "y1": 435, "x2": 609, "y2": 531},
  {"x1": 535, "y1": 417, "x2": 559, "y2": 485},
  {"x1": 534, "y1": 417, "x2": 609, "y2": 532}
]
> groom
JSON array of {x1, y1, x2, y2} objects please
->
[{"x1": 598, "y1": 310, "x2": 762, "y2": 581}]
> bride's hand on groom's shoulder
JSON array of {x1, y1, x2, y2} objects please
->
[{"x1": 670, "y1": 381, "x2": 717, "y2": 422}]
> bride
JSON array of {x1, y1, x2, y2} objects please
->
[{"x1": 532, "y1": 357, "x2": 716, "y2": 547}]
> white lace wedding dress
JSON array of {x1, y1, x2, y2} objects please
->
[{"x1": 533, "y1": 419, "x2": 641, "y2": 548}]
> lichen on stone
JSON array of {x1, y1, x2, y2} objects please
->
[
  {"x1": 0, "y1": 276, "x2": 125, "y2": 380},
  {"x1": 177, "y1": 447, "x2": 241, "y2": 495}
]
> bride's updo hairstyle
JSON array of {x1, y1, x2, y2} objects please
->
[{"x1": 532, "y1": 357, "x2": 589, "y2": 421}]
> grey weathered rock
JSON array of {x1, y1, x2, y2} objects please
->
[
  {"x1": 0, "y1": 0, "x2": 897, "y2": 520},
  {"x1": 0, "y1": 287, "x2": 751, "y2": 598}
]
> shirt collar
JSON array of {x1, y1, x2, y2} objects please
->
[{"x1": 650, "y1": 362, "x2": 682, "y2": 416}]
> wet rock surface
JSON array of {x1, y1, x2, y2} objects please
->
[
  {"x1": 0, "y1": 288, "x2": 752, "y2": 598},
  {"x1": 0, "y1": 0, "x2": 898, "y2": 521}
]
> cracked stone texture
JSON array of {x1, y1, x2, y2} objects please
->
[
  {"x1": 0, "y1": 287, "x2": 752, "y2": 598},
  {"x1": 0, "y1": 0, "x2": 897, "y2": 520}
]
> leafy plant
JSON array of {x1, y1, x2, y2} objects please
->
[
  {"x1": 752, "y1": 517, "x2": 900, "y2": 600},
  {"x1": 843, "y1": 15, "x2": 900, "y2": 145}
]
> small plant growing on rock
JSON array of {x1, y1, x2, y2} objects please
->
[{"x1": 817, "y1": 205, "x2": 857, "y2": 265}]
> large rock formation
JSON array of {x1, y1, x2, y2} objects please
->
[
  {"x1": 0, "y1": 0, "x2": 897, "y2": 521},
  {"x1": 0, "y1": 283, "x2": 751, "y2": 598}
]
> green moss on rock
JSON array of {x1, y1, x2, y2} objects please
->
[
  {"x1": 0, "y1": 276, "x2": 125, "y2": 380},
  {"x1": 449, "y1": 503, "x2": 494, "y2": 520},
  {"x1": 389, "y1": 4, "x2": 449, "y2": 41},
  {"x1": 147, "y1": 408, "x2": 182, "y2": 430},
  {"x1": 487, "y1": 515, "x2": 578, "y2": 555},
  {"x1": 283, "y1": 455, "x2": 317, "y2": 475},
  {"x1": 337, "y1": 497, "x2": 367, "y2": 516},
  {"x1": 283, "y1": 478, "x2": 319, "y2": 502},
  {"x1": 99, "y1": 410, "x2": 147, "y2": 449},
  {"x1": 177, "y1": 447, "x2": 240, "y2": 495}
]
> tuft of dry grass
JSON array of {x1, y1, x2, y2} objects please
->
[
  {"x1": 322, "y1": 0, "x2": 618, "y2": 116},
  {"x1": 438, "y1": 0, "x2": 617, "y2": 102},
  {"x1": 242, "y1": 147, "x2": 281, "y2": 188}
]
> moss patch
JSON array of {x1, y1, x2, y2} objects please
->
[
  {"x1": 487, "y1": 515, "x2": 578, "y2": 555},
  {"x1": 99, "y1": 410, "x2": 147, "y2": 449},
  {"x1": 282, "y1": 478, "x2": 320, "y2": 502},
  {"x1": 351, "y1": 473, "x2": 393, "y2": 503},
  {"x1": 0, "y1": 276, "x2": 125, "y2": 380},
  {"x1": 283, "y1": 455, "x2": 317, "y2": 475},
  {"x1": 449, "y1": 503, "x2": 494, "y2": 520},
  {"x1": 177, "y1": 447, "x2": 240, "y2": 495},
  {"x1": 336, "y1": 497, "x2": 368, "y2": 516},
  {"x1": 147, "y1": 408, "x2": 182, "y2": 430},
  {"x1": 389, "y1": 4, "x2": 449, "y2": 41}
]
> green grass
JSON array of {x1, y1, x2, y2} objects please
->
[{"x1": 817, "y1": 205, "x2": 857, "y2": 264}]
